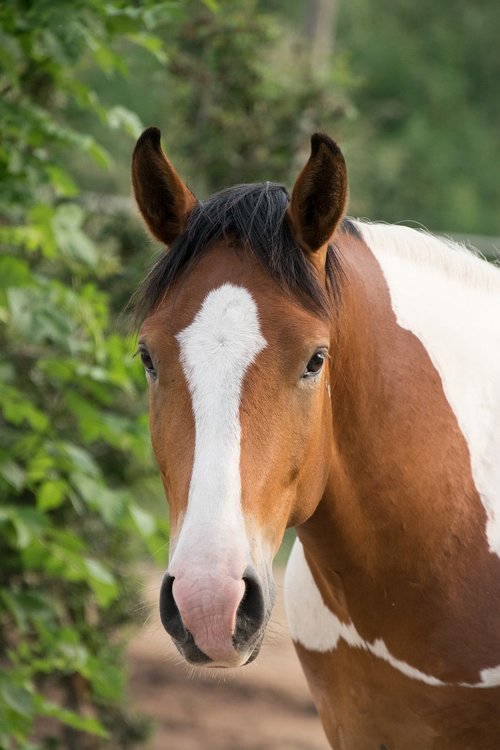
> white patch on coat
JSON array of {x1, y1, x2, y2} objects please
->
[
  {"x1": 356, "y1": 222, "x2": 500, "y2": 558},
  {"x1": 169, "y1": 284, "x2": 266, "y2": 568},
  {"x1": 284, "y1": 539, "x2": 500, "y2": 688},
  {"x1": 477, "y1": 664, "x2": 500, "y2": 687}
]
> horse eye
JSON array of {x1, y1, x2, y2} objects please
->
[
  {"x1": 302, "y1": 351, "x2": 326, "y2": 378},
  {"x1": 139, "y1": 347, "x2": 156, "y2": 376}
]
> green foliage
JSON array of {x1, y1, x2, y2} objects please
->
[
  {"x1": 4, "y1": 2, "x2": 352, "y2": 744},
  {"x1": 3, "y1": 0, "x2": 497, "y2": 746},
  {"x1": 336, "y1": 0, "x2": 500, "y2": 234},
  {"x1": 0, "y1": 1, "x2": 172, "y2": 747},
  {"x1": 66, "y1": 0, "x2": 355, "y2": 198},
  {"x1": 156, "y1": 0, "x2": 352, "y2": 195}
]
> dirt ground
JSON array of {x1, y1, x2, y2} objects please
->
[{"x1": 127, "y1": 567, "x2": 330, "y2": 750}]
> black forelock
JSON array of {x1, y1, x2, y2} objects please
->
[{"x1": 131, "y1": 181, "x2": 347, "y2": 327}]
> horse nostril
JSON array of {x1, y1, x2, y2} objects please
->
[
  {"x1": 235, "y1": 566, "x2": 265, "y2": 642},
  {"x1": 159, "y1": 573, "x2": 187, "y2": 643},
  {"x1": 159, "y1": 574, "x2": 211, "y2": 664}
]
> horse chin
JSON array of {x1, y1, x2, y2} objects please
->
[
  {"x1": 203, "y1": 640, "x2": 264, "y2": 670},
  {"x1": 242, "y1": 639, "x2": 263, "y2": 665}
]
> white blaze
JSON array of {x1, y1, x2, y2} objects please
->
[{"x1": 170, "y1": 284, "x2": 267, "y2": 566}]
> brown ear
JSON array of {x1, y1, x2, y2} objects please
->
[
  {"x1": 132, "y1": 127, "x2": 197, "y2": 245},
  {"x1": 287, "y1": 133, "x2": 348, "y2": 254}
]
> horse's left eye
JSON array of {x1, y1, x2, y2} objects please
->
[{"x1": 302, "y1": 351, "x2": 326, "y2": 378}]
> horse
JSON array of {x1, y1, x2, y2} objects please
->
[{"x1": 131, "y1": 126, "x2": 500, "y2": 749}]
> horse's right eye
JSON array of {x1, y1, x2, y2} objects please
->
[{"x1": 139, "y1": 347, "x2": 157, "y2": 378}]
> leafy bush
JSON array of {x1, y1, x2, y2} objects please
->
[
  {"x1": 149, "y1": 0, "x2": 354, "y2": 196},
  {"x1": 0, "y1": 2, "x2": 171, "y2": 747},
  {"x1": 0, "y1": 1, "x2": 354, "y2": 745},
  {"x1": 336, "y1": 0, "x2": 500, "y2": 233}
]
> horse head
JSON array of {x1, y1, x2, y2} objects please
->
[{"x1": 131, "y1": 127, "x2": 347, "y2": 668}]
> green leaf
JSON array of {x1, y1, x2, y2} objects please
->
[
  {"x1": 126, "y1": 32, "x2": 168, "y2": 63},
  {"x1": 36, "y1": 698, "x2": 108, "y2": 738},
  {"x1": 87, "y1": 658, "x2": 123, "y2": 701},
  {"x1": 0, "y1": 257, "x2": 32, "y2": 290},
  {"x1": 62, "y1": 442, "x2": 100, "y2": 477},
  {"x1": 82, "y1": 137, "x2": 112, "y2": 169},
  {"x1": 0, "y1": 590, "x2": 28, "y2": 631},
  {"x1": 54, "y1": 629, "x2": 91, "y2": 673},
  {"x1": 1, "y1": 590, "x2": 54, "y2": 631},
  {"x1": 36, "y1": 480, "x2": 67, "y2": 511},
  {"x1": 26, "y1": 451, "x2": 57, "y2": 484},
  {"x1": 52, "y1": 203, "x2": 98, "y2": 266},
  {"x1": 105, "y1": 105, "x2": 143, "y2": 138},
  {"x1": 0, "y1": 384, "x2": 49, "y2": 431},
  {"x1": 202, "y1": 0, "x2": 219, "y2": 12},
  {"x1": 45, "y1": 165, "x2": 78, "y2": 197},
  {"x1": 91, "y1": 40, "x2": 127, "y2": 75},
  {"x1": 0, "y1": 681, "x2": 34, "y2": 717},
  {"x1": 27, "y1": 203, "x2": 58, "y2": 257},
  {"x1": 9, "y1": 507, "x2": 47, "y2": 548},
  {"x1": 73, "y1": 473, "x2": 125, "y2": 523},
  {"x1": 0, "y1": 461, "x2": 25, "y2": 491},
  {"x1": 84, "y1": 558, "x2": 117, "y2": 606},
  {"x1": 130, "y1": 504, "x2": 156, "y2": 538}
]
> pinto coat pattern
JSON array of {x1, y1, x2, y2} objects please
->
[{"x1": 131, "y1": 127, "x2": 500, "y2": 749}]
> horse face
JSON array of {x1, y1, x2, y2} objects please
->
[
  {"x1": 132, "y1": 128, "x2": 347, "y2": 668},
  {"x1": 139, "y1": 252, "x2": 333, "y2": 666}
]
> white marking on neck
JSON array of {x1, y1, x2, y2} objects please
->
[
  {"x1": 285, "y1": 539, "x2": 500, "y2": 688},
  {"x1": 170, "y1": 284, "x2": 266, "y2": 566},
  {"x1": 356, "y1": 222, "x2": 500, "y2": 558}
]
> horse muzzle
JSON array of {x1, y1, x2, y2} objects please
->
[{"x1": 159, "y1": 565, "x2": 273, "y2": 667}]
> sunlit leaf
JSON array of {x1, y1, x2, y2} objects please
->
[
  {"x1": 45, "y1": 165, "x2": 78, "y2": 197},
  {"x1": 84, "y1": 558, "x2": 118, "y2": 606},
  {"x1": 126, "y1": 32, "x2": 168, "y2": 63},
  {"x1": 130, "y1": 504, "x2": 156, "y2": 538},
  {"x1": 0, "y1": 461, "x2": 25, "y2": 491},
  {"x1": 106, "y1": 105, "x2": 143, "y2": 138},
  {"x1": 36, "y1": 480, "x2": 67, "y2": 511},
  {"x1": 52, "y1": 203, "x2": 98, "y2": 266}
]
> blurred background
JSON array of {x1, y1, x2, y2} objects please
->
[{"x1": 1, "y1": 1, "x2": 499, "y2": 748}]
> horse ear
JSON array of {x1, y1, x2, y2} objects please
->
[
  {"x1": 132, "y1": 127, "x2": 197, "y2": 245},
  {"x1": 287, "y1": 133, "x2": 348, "y2": 254}
]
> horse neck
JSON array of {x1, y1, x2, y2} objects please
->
[{"x1": 298, "y1": 232, "x2": 486, "y2": 585}]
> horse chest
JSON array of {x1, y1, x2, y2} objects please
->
[{"x1": 285, "y1": 539, "x2": 500, "y2": 749}]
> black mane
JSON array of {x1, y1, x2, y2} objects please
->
[{"x1": 131, "y1": 181, "x2": 352, "y2": 326}]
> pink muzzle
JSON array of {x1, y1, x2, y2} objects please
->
[{"x1": 159, "y1": 561, "x2": 269, "y2": 667}]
